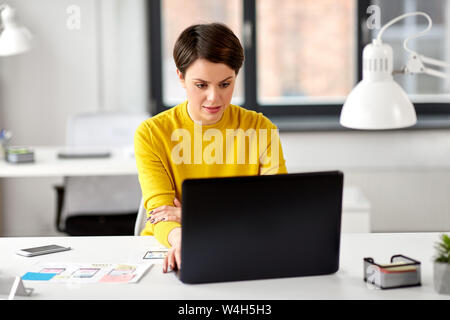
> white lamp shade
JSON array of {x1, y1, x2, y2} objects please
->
[
  {"x1": 0, "y1": 6, "x2": 32, "y2": 56},
  {"x1": 340, "y1": 79, "x2": 417, "y2": 130},
  {"x1": 340, "y1": 40, "x2": 417, "y2": 130}
]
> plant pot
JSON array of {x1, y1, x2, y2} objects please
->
[{"x1": 434, "y1": 262, "x2": 450, "y2": 295}]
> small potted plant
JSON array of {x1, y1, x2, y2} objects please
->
[{"x1": 434, "y1": 234, "x2": 450, "y2": 295}]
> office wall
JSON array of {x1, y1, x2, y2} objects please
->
[
  {"x1": 0, "y1": 0, "x2": 148, "y2": 236},
  {"x1": 281, "y1": 130, "x2": 450, "y2": 232}
]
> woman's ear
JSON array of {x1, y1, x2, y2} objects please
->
[{"x1": 176, "y1": 69, "x2": 186, "y2": 89}]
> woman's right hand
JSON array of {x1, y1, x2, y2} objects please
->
[{"x1": 164, "y1": 227, "x2": 182, "y2": 273}]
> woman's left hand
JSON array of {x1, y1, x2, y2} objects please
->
[{"x1": 149, "y1": 198, "x2": 182, "y2": 224}]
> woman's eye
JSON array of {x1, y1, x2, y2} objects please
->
[{"x1": 195, "y1": 82, "x2": 230, "y2": 89}]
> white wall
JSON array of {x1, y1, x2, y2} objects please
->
[
  {"x1": 99, "y1": 0, "x2": 149, "y2": 112},
  {"x1": 281, "y1": 130, "x2": 450, "y2": 232},
  {"x1": 0, "y1": 0, "x2": 99, "y2": 144},
  {"x1": 0, "y1": 0, "x2": 148, "y2": 236}
]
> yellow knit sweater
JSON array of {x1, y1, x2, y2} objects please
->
[{"x1": 134, "y1": 101, "x2": 287, "y2": 247}]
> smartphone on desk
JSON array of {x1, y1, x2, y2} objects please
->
[{"x1": 16, "y1": 244, "x2": 71, "y2": 257}]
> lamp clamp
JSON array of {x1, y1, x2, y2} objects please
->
[{"x1": 404, "y1": 53, "x2": 450, "y2": 80}]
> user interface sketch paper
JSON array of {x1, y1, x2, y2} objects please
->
[{"x1": 21, "y1": 262, "x2": 153, "y2": 284}]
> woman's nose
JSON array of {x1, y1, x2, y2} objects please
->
[{"x1": 206, "y1": 87, "x2": 220, "y2": 103}]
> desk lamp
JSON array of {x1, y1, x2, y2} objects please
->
[
  {"x1": 0, "y1": 4, "x2": 32, "y2": 56},
  {"x1": 340, "y1": 12, "x2": 450, "y2": 130}
]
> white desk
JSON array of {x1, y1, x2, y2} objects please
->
[
  {"x1": 0, "y1": 233, "x2": 448, "y2": 300},
  {"x1": 0, "y1": 146, "x2": 137, "y2": 177},
  {"x1": 0, "y1": 146, "x2": 371, "y2": 234}
]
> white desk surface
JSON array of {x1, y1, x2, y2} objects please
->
[
  {"x1": 0, "y1": 146, "x2": 137, "y2": 177},
  {"x1": 0, "y1": 233, "x2": 448, "y2": 300}
]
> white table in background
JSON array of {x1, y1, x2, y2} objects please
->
[
  {"x1": 0, "y1": 146, "x2": 136, "y2": 177},
  {"x1": 0, "y1": 146, "x2": 371, "y2": 233}
]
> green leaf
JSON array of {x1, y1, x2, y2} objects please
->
[{"x1": 434, "y1": 234, "x2": 450, "y2": 264}]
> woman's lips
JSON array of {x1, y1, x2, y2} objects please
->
[{"x1": 202, "y1": 106, "x2": 222, "y2": 114}]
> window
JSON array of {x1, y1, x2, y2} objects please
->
[
  {"x1": 257, "y1": 0, "x2": 356, "y2": 106},
  {"x1": 148, "y1": 0, "x2": 450, "y2": 129},
  {"x1": 160, "y1": 0, "x2": 244, "y2": 106}
]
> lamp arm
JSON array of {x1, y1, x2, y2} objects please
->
[
  {"x1": 422, "y1": 55, "x2": 450, "y2": 79},
  {"x1": 420, "y1": 55, "x2": 450, "y2": 69},
  {"x1": 423, "y1": 68, "x2": 450, "y2": 80}
]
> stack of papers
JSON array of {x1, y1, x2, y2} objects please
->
[{"x1": 379, "y1": 261, "x2": 418, "y2": 273}]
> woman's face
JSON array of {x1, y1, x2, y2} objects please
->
[{"x1": 177, "y1": 58, "x2": 236, "y2": 125}]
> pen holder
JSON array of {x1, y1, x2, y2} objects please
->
[{"x1": 364, "y1": 255, "x2": 421, "y2": 289}]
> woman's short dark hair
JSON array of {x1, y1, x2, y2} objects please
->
[{"x1": 173, "y1": 23, "x2": 244, "y2": 78}]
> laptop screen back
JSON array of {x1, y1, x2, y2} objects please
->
[{"x1": 180, "y1": 171, "x2": 343, "y2": 284}]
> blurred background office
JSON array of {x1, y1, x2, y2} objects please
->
[{"x1": 0, "y1": 0, "x2": 449, "y2": 236}]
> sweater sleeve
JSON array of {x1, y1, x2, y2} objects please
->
[
  {"x1": 134, "y1": 121, "x2": 181, "y2": 248},
  {"x1": 259, "y1": 119, "x2": 288, "y2": 175}
]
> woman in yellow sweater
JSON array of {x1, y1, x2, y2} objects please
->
[{"x1": 134, "y1": 23, "x2": 287, "y2": 273}]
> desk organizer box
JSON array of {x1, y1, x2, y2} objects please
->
[
  {"x1": 363, "y1": 255, "x2": 421, "y2": 289},
  {"x1": 5, "y1": 146, "x2": 34, "y2": 163}
]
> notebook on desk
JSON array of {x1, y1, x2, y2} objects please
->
[{"x1": 179, "y1": 170, "x2": 344, "y2": 284}]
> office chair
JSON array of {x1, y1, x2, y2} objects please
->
[
  {"x1": 134, "y1": 198, "x2": 147, "y2": 236},
  {"x1": 54, "y1": 112, "x2": 148, "y2": 236}
]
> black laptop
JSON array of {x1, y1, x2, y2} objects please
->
[{"x1": 179, "y1": 170, "x2": 344, "y2": 284}]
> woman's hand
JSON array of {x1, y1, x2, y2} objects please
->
[
  {"x1": 164, "y1": 227, "x2": 182, "y2": 273},
  {"x1": 147, "y1": 198, "x2": 182, "y2": 272},
  {"x1": 148, "y1": 198, "x2": 182, "y2": 224}
]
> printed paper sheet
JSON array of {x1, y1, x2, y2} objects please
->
[{"x1": 21, "y1": 262, "x2": 153, "y2": 284}]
